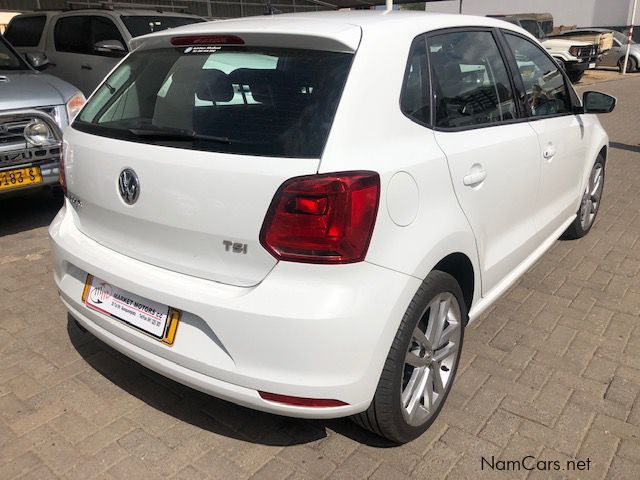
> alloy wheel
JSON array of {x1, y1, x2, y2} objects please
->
[
  {"x1": 401, "y1": 292, "x2": 462, "y2": 427},
  {"x1": 579, "y1": 163, "x2": 604, "y2": 231}
]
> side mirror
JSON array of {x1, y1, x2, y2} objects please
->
[
  {"x1": 25, "y1": 52, "x2": 49, "y2": 71},
  {"x1": 583, "y1": 91, "x2": 617, "y2": 113},
  {"x1": 93, "y1": 40, "x2": 127, "y2": 57}
]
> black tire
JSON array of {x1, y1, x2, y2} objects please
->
[
  {"x1": 563, "y1": 155, "x2": 605, "y2": 239},
  {"x1": 352, "y1": 271, "x2": 467, "y2": 444},
  {"x1": 567, "y1": 69, "x2": 585, "y2": 83},
  {"x1": 618, "y1": 56, "x2": 638, "y2": 73}
]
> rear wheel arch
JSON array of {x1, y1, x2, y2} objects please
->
[
  {"x1": 433, "y1": 252, "x2": 475, "y2": 320},
  {"x1": 599, "y1": 145, "x2": 608, "y2": 166}
]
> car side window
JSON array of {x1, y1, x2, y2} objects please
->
[
  {"x1": 401, "y1": 35, "x2": 430, "y2": 125},
  {"x1": 4, "y1": 16, "x2": 46, "y2": 48},
  {"x1": 91, "y1": 16, "x2": 126, "y2": 50},
  {"x1": 428, "y1": 30, "x2": 517, "y2": 129},
  {"x1": 504, "y1": 33, "x2": 572, "y2": 117},
  {"x1": 54, "y1": 16, "x2": 91, "y2": 54},
  {"x1": 54, "y1": 16, "x2": 125, "y2": 56}
]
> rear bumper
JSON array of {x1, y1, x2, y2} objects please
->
[{"x1": 49, "y1": 201, "x2": 421, "y2": 418}]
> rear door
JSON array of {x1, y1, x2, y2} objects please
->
[
  {"x1": 600, "y1": 37, "x2": 623, "y2": 67},
  {"x1": 502, "y1": 32, "x2": 586, "y2": 239},
  {"x1": 66, "y1": 39, "x2": 355, "y2": 286},
  {"x1": 428, "y1": 29, "x2": 542, "y2": 294},
  {"x1": 47, "y1": 14, "x2": 127, "y2": 95}
]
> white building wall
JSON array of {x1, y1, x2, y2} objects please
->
[{"x1": 425, "y1": 0, "x2": 635, "y2": 27}]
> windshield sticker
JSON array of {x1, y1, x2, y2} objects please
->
[{"x1": 184, "y1": 45, "x2": 222, "y2": 54}]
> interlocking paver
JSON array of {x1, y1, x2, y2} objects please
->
[{"x1": 1, "y1": 75, "x2": 640, "y2": 479}]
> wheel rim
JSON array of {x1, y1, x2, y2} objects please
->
[
  {"x1": 579, "y1": 163, "x2": 604, "y2": 231},
  {"x1": 620, "y1": 58, "x2": 636, "y2": 71},
  {"x1": 401, "y1": 292, "x2": 462, "y2": 427}
]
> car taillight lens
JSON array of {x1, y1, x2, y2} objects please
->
[
  {"x1": 59, "y1": 148, "x2": 66, "y2": 196},
  {"x1": 260, "y1": 171, "x2": 380, "y2": 264}
]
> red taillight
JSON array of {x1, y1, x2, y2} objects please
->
[
  {"x1": 259, "y1": 171, "x2": 380, "y2": 264},
  {"x1": 58, "y1": 149, "x2": 67, "y2": 196},
  {"x1": 170, "y1": 35, "x2": 244, "y2": 46},
  {"x1": 258, "y1": 391, "x2": 348, "y2": 408}
]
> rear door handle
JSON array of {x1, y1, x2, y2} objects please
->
[
  {"x1": 463, "y1": 169, "x2": 487, "y2": 186},
  {"x1": 543, "y1": 144, "x2": 556, "y2": 159},
  {"x1": 81, "y1": 64, "x2": 92, "y2": 70}
]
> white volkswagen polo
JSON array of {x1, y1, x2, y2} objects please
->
[{"x1": 50, "y1": 11, "x2": 615, "y2": 443}]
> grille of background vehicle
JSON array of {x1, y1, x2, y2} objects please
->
[
  {"x1": 576, "y1": 45, "x2": 599, "y2": 62},
  {"x1": 0, "y1": 107, "x2": 62, "y2": 167}
]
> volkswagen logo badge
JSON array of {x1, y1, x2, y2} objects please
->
[{"x1": 118, "y1": 169, "x2": 140, "y2": 205}]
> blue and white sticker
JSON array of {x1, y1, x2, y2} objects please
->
[{"x1": 183, "y1": 45, "x2": 222, "y2": 54}]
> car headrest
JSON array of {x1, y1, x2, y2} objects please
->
[
  {"x1": 196, "y1": 69, "x2": 234, "y2": 103},
  {"x1": 228, "y1": 68, "x2": 292, "y2": 104}
]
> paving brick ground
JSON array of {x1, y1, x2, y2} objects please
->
[{"x1": 1, "y1": 74, "x2": 639, "y2": 480}]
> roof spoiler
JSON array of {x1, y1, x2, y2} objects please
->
[{"x1": 131, "y1": 26, "x2": 362, "y2": 54}]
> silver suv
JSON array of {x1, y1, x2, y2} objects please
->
[
  {"x1": 0, "y1": 35, "x2": 82, "y2": 196},
  {"x1": 5, "y1": 7, "x2": 204, "y2": 95}
]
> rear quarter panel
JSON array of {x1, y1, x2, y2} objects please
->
[{"x1": 319, "y1": 24, "x2": 481, "y2": 306}]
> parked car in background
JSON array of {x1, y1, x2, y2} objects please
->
[
  {"x1": 0, "y1": 35, "x2": 84, "y2": 196},
  {"x1": 490, "y1": 13, "x2": 599, "y2": 82},
  {"x1": 549, "y1": 29, "x2": 613, "y2": 56},
  {"x1": 555, "y1": 28, "x2": 639, "y2": 72},
  {"x1": 4, "y1": 7, "x2": 205, "y2": 95},
  {"x1": 50, "y1": 11, "x2": 615, "y2": 443}
]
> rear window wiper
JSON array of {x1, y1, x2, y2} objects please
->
[{"x1": 128, "y1": 127, "x2": 231, "y2": 144}]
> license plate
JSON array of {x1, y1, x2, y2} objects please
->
[
  {"x1": 0, "y1": 167, "x2": 42, "y2": 191},
  {"x1": 589, "y1": 63, "x2": 596, "y2": 68},
  {"x1": 82, "y1": 275, "x2": 180, "y2": 345}
]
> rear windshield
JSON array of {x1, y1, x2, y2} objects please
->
[
  {"x1": 121, "y1": 15, "x2": 204, "y2": 37},
  {"x1": 519, "y1": 20, "x2": 542, "y2": 38},
  {"x1": 74, "y1": 46, "x2": 353, "y2": 158}
]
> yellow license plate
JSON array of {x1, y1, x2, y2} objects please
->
[{"x1": 0, "y1": 167, "x2": 42, "y2": 191}]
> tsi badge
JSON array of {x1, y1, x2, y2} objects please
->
[
  {"x1": 223, "y1": 240, "x2": 248, "y2": 254},
  {"x1": 118, "y1": 168, "x2": 140, "y2": 205}
]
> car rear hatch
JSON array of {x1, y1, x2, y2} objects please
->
[{"x1": 66, "y1": 26, "x2": 359, "y2": 287}]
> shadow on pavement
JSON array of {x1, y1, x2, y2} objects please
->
[
  {"x1": 66, "y1": 316, "x2": 396, "y2": 449},
  {"x1": 610, "y1": 141, "x2": 640, "y2": 154},
  {"x1": 0, "y1": 188, "x2": 63, "y2": 237}
]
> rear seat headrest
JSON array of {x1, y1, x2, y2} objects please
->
[
  {"x1": 228, "y1": 69, "x2": 295, "y2": 105},
  {"x1": 196, "y1": 69, "x2": 234, "y2": 103}
]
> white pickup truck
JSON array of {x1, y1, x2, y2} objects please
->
[{"x1": 490, "y1": 14, "x2": 599, "y2": 82}]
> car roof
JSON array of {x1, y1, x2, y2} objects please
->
[
  {"x1": 190, "y1": 10, "x2": 522, "y2": 31},
  {"x1": 131, "y1": 10, "x2": 532, "y2": 52}
]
